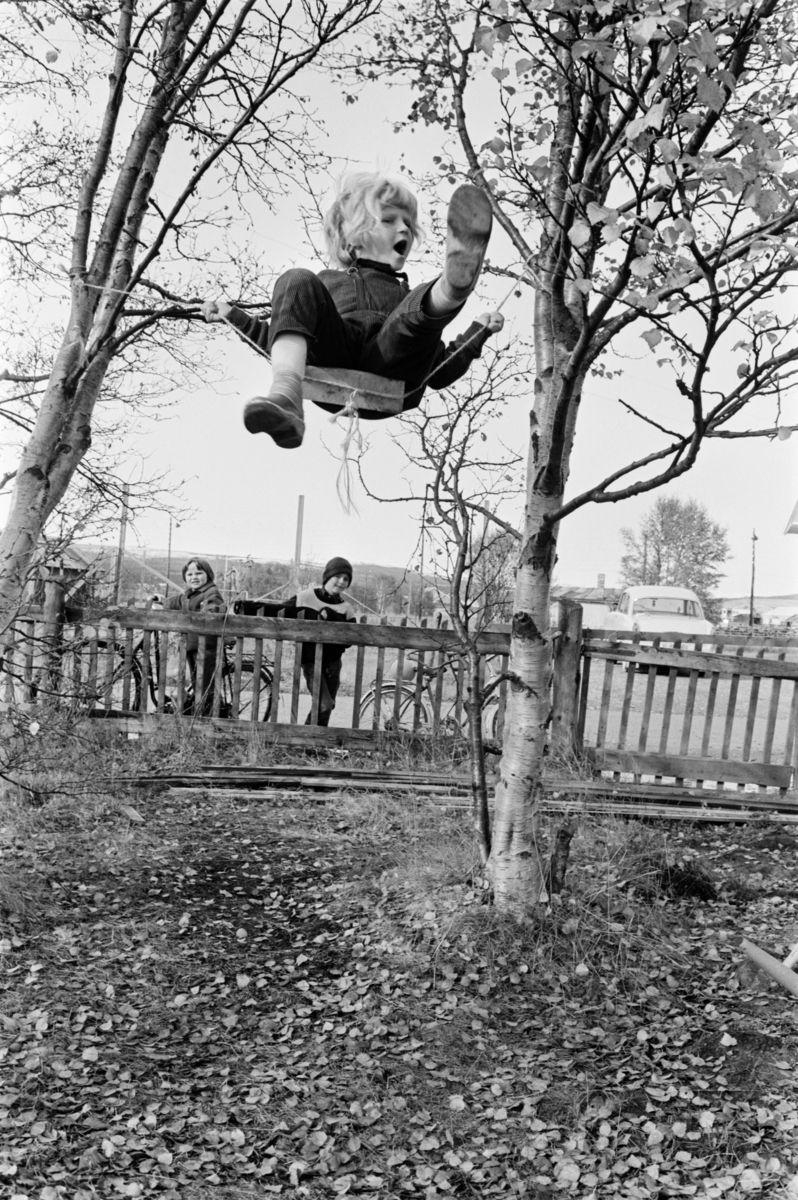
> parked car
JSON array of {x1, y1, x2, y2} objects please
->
[{"x1": 601, "y1": 585, "x2": 714, "y2": 636}]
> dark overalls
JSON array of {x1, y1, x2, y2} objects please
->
[{"x1": 226, "y1": 260, "x2": 491, "y2": 417}]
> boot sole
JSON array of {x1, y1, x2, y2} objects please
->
[
  {"x1": 243, "y1": 398, "x2": 305, "y2": 449},
  {"x1": 444, "y1": 185, "x2": 492, "y2": 294}
]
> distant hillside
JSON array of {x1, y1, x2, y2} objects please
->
[
  {"x1": 64, "y1": 544, "x2": 433, "y2": 618},
  {"x1": 721, "y1": 594, "x2": 798, "y2": 609}
]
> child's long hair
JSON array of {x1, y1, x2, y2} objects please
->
[{"x1": 323, "y1": 171, "x2": 423, "y2": 268}]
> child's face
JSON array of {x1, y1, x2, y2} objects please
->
[
  {"x1": 355, "y1": 204, "x2": 413, "y2": 271},
  {"x1": 324, "y1": 573, "x2": 350, "y2": 595},
  {"x1": 185, "y1": 562, "x2": 208, "y2": 589}
]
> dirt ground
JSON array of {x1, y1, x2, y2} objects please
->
[{"x1": 2, "y1": 770, "x2": 798, "y2": 1199}]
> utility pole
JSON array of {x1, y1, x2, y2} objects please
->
[
  {"x1": 165, "y1": 518, "x2": 173, "y2": 598},
  {"x1": 293, "y1": 495, "x2": 305, "y2": 591},
  {"x1": 417, "y1": 491, "x2": 428, "y2": 621},
  {"x1": 749, "y1": 529, "x2": 758, "y2": 627},
  {"x1": 113, "y1": 484, "x2": 130, "y2": 604}
]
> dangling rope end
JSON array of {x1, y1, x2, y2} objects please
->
[{"x1": 329, "y1": 391, "x2": 363, "y2": 514}]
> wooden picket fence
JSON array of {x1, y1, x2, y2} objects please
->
[
  {"x1": 1, "y1": 600, "x2": 511, "y2": 747},
  {"x1": 3, "y1": 592, "x2": 796, "y2": 803},
  {"x1": 576, "y1": 628, "x2": 798, "y2": 797}
]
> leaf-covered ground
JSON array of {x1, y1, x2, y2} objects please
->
[{"x1": 2, "y1": 777, "x2": 798, "y2": 1199}]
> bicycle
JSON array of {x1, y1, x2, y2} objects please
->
[
  {"x1": 357, "y1": 652, "x2": 504, "y2": 743},
  {"x1": 6, "y1": 624, "x2": 274, "y2": 721},
  {"x1": 103, "y1": 630, "x2": 274, "y2": 720}
]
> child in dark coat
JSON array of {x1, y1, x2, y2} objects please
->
[
  {"x1": 164, "y1": 558, "x2": 226, "y2": 716},
  {"x1": 203, "y1": 172, "x2": 503, "y2": 449},
  {"x1": 285, "y1": 556, "x2": 356, "y2": 727}
]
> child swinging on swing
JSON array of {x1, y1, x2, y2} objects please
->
[{"x1": 202, "y1": 172, "x2": 504, "y2": 449}]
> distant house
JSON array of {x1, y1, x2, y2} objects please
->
[
  {"x1": 24, "y1": 544, "x2": 111, "y2": 611},
  {"x1": 761, "y1": 606, "x2": 798, "y2": 628},
  {"x1": 551, "y1": 584, "x2": 622, "y2": 629}
]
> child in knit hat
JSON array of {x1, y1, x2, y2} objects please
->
[{"x1": 286, "y1": 558, "x2": 356, "y2": 726}]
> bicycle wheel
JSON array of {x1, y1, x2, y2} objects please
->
[
  {"x1": 231, "y1": 658, "x2": 273, "y2": 721},
  {"x1": 57, "y1": 638, "x2": 143, "y2": 715},
  {"x1": 481, "y1": 696, "x2": 502, "y2": 745},
  {"x1": 358, "y1": 684, "x2": 430, "y2": 732}
]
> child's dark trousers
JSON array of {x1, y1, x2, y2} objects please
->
[
  {"x1": 268, "y1": 267, "x2": 453, "y2": 392},
  {"x1": 301, "y1": 659, "x2": 342, "y2": 727}
]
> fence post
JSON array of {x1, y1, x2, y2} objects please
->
[
  {"x1": 41, "y1": 575, "x2": 67, "y2": 697},
  {"x1": 551, "y1": 601, "x2": 583, "y2": 754}
]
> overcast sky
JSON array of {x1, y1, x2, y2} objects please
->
[{"x1": 4, "y1": 64, "x2": 797, "y2": 602}]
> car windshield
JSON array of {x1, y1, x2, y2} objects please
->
[{"x1": 632, "y1": 596, "x2": 703, "y2": 617}]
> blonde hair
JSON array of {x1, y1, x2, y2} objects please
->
[{"x1": 323, "y1": 171, "x2": 423, "y2": 268}]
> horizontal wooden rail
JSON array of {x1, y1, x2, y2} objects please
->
[
  {"x1": 584, "y1": 641, "x2": 798, "y2": 679},
  {"x1": 87, "y1": 608, "x2": 512, "y2": 654},
  {"x1": 584, "y1": 628, "x2": 798, "y2": 650}
]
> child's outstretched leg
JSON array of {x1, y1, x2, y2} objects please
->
[
  {"x1": 243, "y1": 333, "x2": 307, "y2": 449},
  {"x1": 425, "y1": 185, "x2": 493, "y2": 316}
]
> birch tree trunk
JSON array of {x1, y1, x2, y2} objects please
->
[
  {"x1": 0, "y1": 0, "x2": 378, "y2": 634},
  {"x1": 487, "y1": 33, "x2": 588, "y2": 911},
  {"x1": 489, "y1": 358, "x2": 585, "y2": 910}
]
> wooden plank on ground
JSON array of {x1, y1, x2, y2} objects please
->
[
  {"x1": 159, "y1": 786, "x2": 798, "y2": 824},
  {"x1": 542, "y1": 800, "x2": 798, "y2": 824},
  {"x1": 546, "y1": 777, "x2": 798, "y2": 807},
  {"x1": 138, "y1": 765, "x2": 472, "y2": 788}
]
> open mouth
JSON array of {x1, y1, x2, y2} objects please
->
[{"x1": 393, "y1": 237, "x2": 409, "y2": 257}]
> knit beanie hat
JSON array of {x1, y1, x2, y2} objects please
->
[
  {"x1": 322, "y1": 556, "x2": 353, "y2": 588},
  {"x1": 182, "y1": 557, "x2": 215, "y2": 583}
]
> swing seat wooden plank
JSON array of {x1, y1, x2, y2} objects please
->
[{"x1": 303, "y1": 366, "x2": 405, "y2": 414}]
